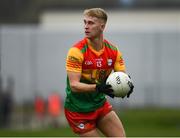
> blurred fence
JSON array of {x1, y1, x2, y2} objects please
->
[{"x1": 0, "y1": 25, "x2": 180, "y2": 108}]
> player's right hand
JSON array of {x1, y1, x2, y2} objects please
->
[
  {"x1": 127, "y1": 81, "x2": 134, "y2": 98},
  {"x1": 96, "y1": 82, "x2": 114, "y2": 98}
]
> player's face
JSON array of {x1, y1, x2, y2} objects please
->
[{"x1": 83, "y1": 16, "x2": 105, "y2": 39}]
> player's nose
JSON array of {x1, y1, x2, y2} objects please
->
[{"x1": 84, "y1": 23, "x2": 89, "y2": 29}]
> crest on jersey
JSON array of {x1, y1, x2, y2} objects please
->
[{"x1": 107, "y1": 59, "x2": 112, "y2": 66}]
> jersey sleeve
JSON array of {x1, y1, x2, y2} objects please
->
[
  {"x1": 114, "y1": 50, "x2": 126, "y2": 72},
  {"x1": 66, "y1": 47, "x2": 84, "y2": 73}
]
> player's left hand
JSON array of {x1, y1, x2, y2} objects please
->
[{"x1": 127, "y1": 81, "x2": 134, "y2": 98}]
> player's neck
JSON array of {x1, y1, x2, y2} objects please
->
[{"x1": 88, "y1": 35, "x2": 104, "y2": 51}]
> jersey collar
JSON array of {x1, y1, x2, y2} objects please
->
[{"x1": 85, "y1": 38, "x2": 105, "y2": 56}]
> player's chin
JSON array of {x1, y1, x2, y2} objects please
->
[
  {"x1": 85, "y1": 33, "x2": 89, "y2": 37},
  {"x1": 85, "y1": 33, "x2": 92, "y2": 38}
]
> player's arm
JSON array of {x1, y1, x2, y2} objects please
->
[
  {"x1": 68, "y1": 71, "x2": 114, "y2": 97},
  {"x1": 114, "y1": 50, "x2": 126, "y2": 73},
  {"x1": 114, "y1": 49, "x2": 134, "y2": 97},
  {"x1": 66, "y1": 47, "x2": 96, "y2": 93},
  {"x1": 67, "y1": 71, "x2": 96, "y2": 93}
]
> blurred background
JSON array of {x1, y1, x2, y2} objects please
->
[{"x1": 0, "y1": 0, "x2": 180, "y2": 137}]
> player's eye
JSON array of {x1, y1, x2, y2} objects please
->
[
  {"x1": 89, "y1": 21, "x2": 94, "y2": 25},
  {"x1": 84, "y1": 20, "x2": 86, "y2": 24},
  {"x1": 84, "y1": 20, "x2": 95, "y2": 26}
]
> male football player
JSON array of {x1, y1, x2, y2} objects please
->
[{"x1": 64, "y1": 8, "x2": 134, "y2": 137}]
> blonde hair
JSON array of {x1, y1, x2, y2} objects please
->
[{"x1": 83, "y1": 8, "x2": 108, "y2": 23}]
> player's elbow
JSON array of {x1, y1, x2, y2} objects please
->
[{"x1": 70, "y1": 82, "x2": 79, "y2": 92}]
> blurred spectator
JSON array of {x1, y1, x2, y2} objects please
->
[
  {"x1": 0, "y1": 76, "x2": 14, "y2": 128},
  {"x1": 47, "y1": 92, "x2": 62, "y2": 128},
  {"x1": 33, "y1": 94, "x2": 46, "y2": 128},
  {"x1": 0, "y1": 76, "x2": 3, "y2": 128},
  {"x1": 34, "y1": 95, "x2": 45, "y2": 119}
]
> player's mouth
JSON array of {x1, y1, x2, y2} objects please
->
[{"x1": 85, "y1": 31, "x2": 90, "y2": 35}]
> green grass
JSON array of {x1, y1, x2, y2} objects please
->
[
  {"x1": 119, "y1": 108, "x2": 180, "y2": 137},
  {"x1": 0, "y1": 127, "x2": 77, "y2": 137},
  {"x1": 0, "y1": 108, "x2": 180, "y2": 137}
]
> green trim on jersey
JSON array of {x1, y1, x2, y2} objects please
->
[
  {"x1": 81, "y1": 44, "x2": 88, "y2": 53},
  {"x1": 64, "y1": 77, "x2": 106, "y2": 112},
  {"x1": 104, "y1": 42, "x2": 117, "y2": 51}
]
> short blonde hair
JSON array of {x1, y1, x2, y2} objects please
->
[{"x1": 83, "y1": 8, "x2": 108, "y2": 23}]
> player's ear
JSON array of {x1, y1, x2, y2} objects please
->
[{"x1": 100, "y1": 23, "x2": 106, "y2": 31}]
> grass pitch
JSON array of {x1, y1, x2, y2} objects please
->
[
  {"x1": 0, "y1": 108, "x2": 180, "y2": 137},
  {"x1": 119, "y1": 108, "x2": 180, "y2": 137}
]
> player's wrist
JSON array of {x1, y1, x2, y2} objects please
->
[
  {"x1": 95, "y1": 83, "x2": 115, "y2": 98},
  {"x1": 95, "y1": 82, "x2": 106, "y2": 92}
]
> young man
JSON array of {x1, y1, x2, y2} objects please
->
[{"x1": 64, "y1": 8, "x2": 134, "y2": 137}]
